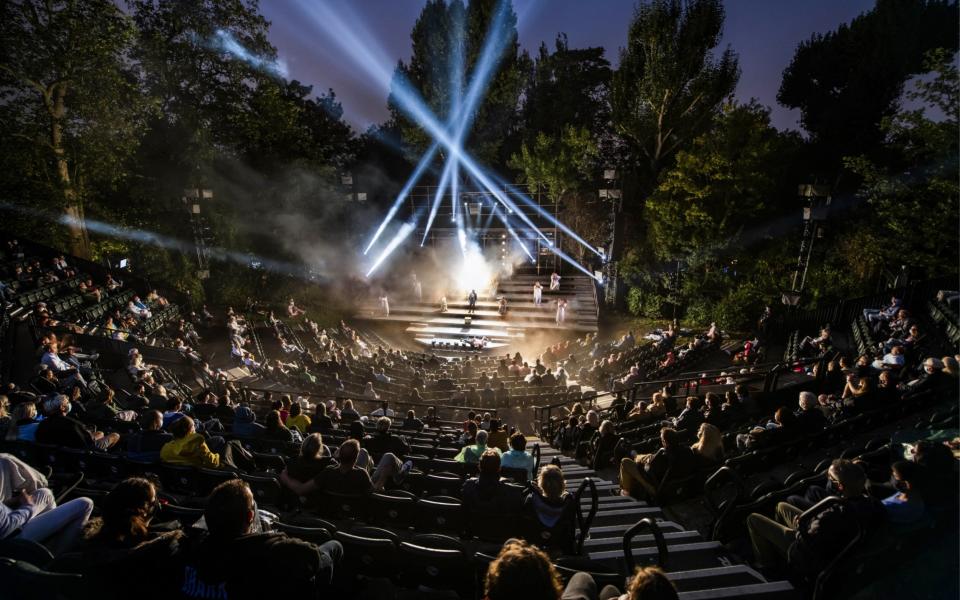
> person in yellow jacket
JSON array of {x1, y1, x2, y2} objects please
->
[
  {"x1": 285, "y1": 401, "x2": 312, "y2": 435},
  {"x1": 161, "y1": 416, "x2": 220, "y2": 469}
]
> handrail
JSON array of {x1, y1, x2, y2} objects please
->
[
  {"x1": 703, "y1": 466, "x2": 745, "y2": 541},
  {"x1": 623, "y1": 517, "x2": 668, "y2": 571},
  {"x1": 574, "y1": 476, "x2": 598, "y2": 555}
]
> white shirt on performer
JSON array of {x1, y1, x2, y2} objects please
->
[
  {"x1": 533, "y1": 283, "x2": 542, "y2": 305},
  {"x1": 550, "y1": 273, "x2": 561, "y2": 290},
  {"x1": 379, "y1": 296, "x2": 390, "y2": 316}
]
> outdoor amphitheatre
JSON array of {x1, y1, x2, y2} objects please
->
[{"x1": 0, "y1": 1, "x2": 957, "y2": 599}]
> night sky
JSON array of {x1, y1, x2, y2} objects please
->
[{"x1": 260, "y1": 0, "x2": 876, "y2": 133}]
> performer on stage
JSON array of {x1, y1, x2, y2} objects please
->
[
  {"x1": 379, "y1": 294, "x2": 390, "y2": 316},
  {"x1": 440, "y1": 296, "x2": 448, "y2": 312},
  {"x1": 550, "y1": 272, "x2": 561, "y2": 291},
  {"x1": 533, "y1": 281, "x2": 543, "y2": 306},
  {"x1": 498, "y1": 296, "x2": 507, "y2": 316},
  {"x1": 555, "y1": 298, "x2": 567, "y2": 325},
  {"x1": 467, "y1": 289, "x2": 478, "y2": 314}
]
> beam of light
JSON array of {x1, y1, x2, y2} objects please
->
[
  {"x1": 366, "y1": 220, "x2": 417, "y2": 278},
  {"x1": 494, "y1": 207, "x2": 535, "y2": 263},
  {"x1": 463, "y1": 169, "x2": 552, "y2": 246},
  {"x1": 421, "y1": 158, "x2": 456, "y2": 246},
  {"x1": 363, "y1": 142, "x2": 439, "y2": 254},
  {"x1": 209, "y1": 29, "x2": 288, "y2": 79},
  {"x1": 494, "y1": 177, "x2": 604, "y2": 257},
  {"x1": 0, "y1": 202, "x2": 327, "y2": 283},
  {"x1": 403, "y1": 0, "x2": 512, "y2": 243},
  {"x1": 292, "y1": 0, "x2": 531, "y2": 257}
]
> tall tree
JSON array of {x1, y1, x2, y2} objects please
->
[
  {"x1": 611, "y1": 0, "x2": 739, "y2": 189},
  {"x1": 0, "y1": 0, "x2": 143, "y2": 257},
  {"x1": 844, "y1": 48, "x2": 959, "y2": 278},
  {"x1": 520, "y1": 34, "x2": 611, "y2": 144},
  {"x1": 388, "y1": 0, "x2": 525, "y2": 167},
  {"x1": 645, "y1": 101, "x2": 792, "y2": 261},
  {"x1": 779, "y1": 0, "x2": 958, "y2": 182}
]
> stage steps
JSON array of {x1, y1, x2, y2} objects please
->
[
  {"x1": 353, "y1": 272, "x2": 599, "y2": 349},
  {"x1": 536, "y1": 439, "x2": 797, "y2": 599}
]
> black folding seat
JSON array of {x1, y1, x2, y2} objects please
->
[
  {"x1": 398, "y1": 535, "x2": 471, "y2": 594},
  {"x1": 241, "y1": 473, "x2": 282, "y2": 508},
  {"x1": 157, "y1": 503, "x2": 204, "y2": 526},
  {"x1": 368, "y1": 490, "x2": 417, "y2": 529},
  {"x1": 315, "y1": 491, "x2": 369, "y2": 521},
  {"x1": 272, "y1": 522, "x2": 332, "y2": 546},
  {"x1": 160, "y1": 463, "x2": 201, "y2": 496},
  {"x1": 332, "y1": 529, "x2": 399, "y2": 584},
  {"x1": 414, "y1": 497, "x2": 464, "y2": 536},
  {"x1": 420, "y1": 473, "x2": 462, "y2": 498},
  {"x1": 195, "y1": 467, "x2": 237, "y2": 496}
]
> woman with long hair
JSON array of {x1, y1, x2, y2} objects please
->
[{"x1": 691, "y1": 423, "x2": 724, "y2": 464}]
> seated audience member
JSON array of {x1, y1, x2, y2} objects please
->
[
  {"x1": 553, "y1": 415, "x2": 580, "y2": 452},
  {"x1": 263, "y1": 409, "x2": 297, "y2": 443},
  {"x1": 5, "y1": 401, "x2": 40, "y2": 442},
  {"x1": 159, "y1": 480, "x2": 342, "y2": 598},
  {"x1": 0, "y1": 455, "x2": 93, "y2": 555},
  {"x1": 746, "y1": 459, "x2": 884, "y2": 574},
  {"x1": 339, "y1": 399, "x2": 360, "y2": 422},
  {"x1": 906, "y1": 357, "x2": 948, "y2": 393},
  {"x1": 591, "y1": 420, "x2": 620, "y2": 469},
  {"x1": 362, "y1": 382, "x2": 380, "y2": 401},
  {"x1": 307, "y1": 403, "x2": 335, "y2": 433},
  {"x1": 70, "y1": 477, "x2": 174, "y2": 562},
  {"x1": 628, "y1": 392, "x2": 667, "y2": 424},
  {"x1": 795, "y1": 391, "x2": 827, "y2": 434},
  {"x1": 736, "y1": 407, "x2": 798, "y2": 451},
  {"x1": 523, "y1": 465, "x2": 577, "y2": 552},
  {"x1": 281, "y1": 439, "x2": 373, "y2": 496},
  {"x1": 863, "y1": 296, "x2": 902, "y2": 326},
  {"x1": 36, "y1": 394, "x2": 119, "y2": 450},
  {"x1": 365, "y1": 416, "x2": 410, "y2": 459},
  {"x1": 670, "y1": 396, "x2": 704, "y2": 432},
  {"x1": 161, "y1": 416, "x2": 254, "y2": 472},
  {"x1": 284, "y1": 401, "x2": 311, "y2": 435},
  {"x1": 232, "y1": 405, "x2": 266, "y2": 438},
  {"x1": 401, "y1": 409, "x2": 424, "y2": 431},
  {"x1": 880, "y1": 460, "x2": 927, "y2": 524},
  {"x1": 282, "y1": 433, "x2": 331, "y2": 485},
  {"x1": 691, "y1": 423, "x2": 724, "y2": 465},
  {"x1": 456, "y1": 429, "x2": 500, "y2": 464},
  {"x1": 619, "y1": 428, "x2": 697, "y2": 500},
  {"x1": 575, "y1": 410, "x2": 600, "y2": 460},
  {"x1": 621, "y1": 566, "x2": 679, "y2": 600},
  {"x1": 500, "y1": 432, "x2": 535, "y2": 480},
  {"x1": 126, "y1": 410, "x2": 173, "y2": 462},
  {"x1": 483, "y1": 538, "x2": 623, "y2": 600},
  {"x1": 487, "y1": 419, "x2": 510, "y2": 452},
  {"x1": 462, "y1": 450, "x2": 522, "y2": 516},
  {"x1": 799, "y1": 326, "x2": 832, "y2": 356}
]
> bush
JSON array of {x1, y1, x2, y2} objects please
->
[{"x1": 627, "y1": 286, "x2": 667, "y2": 319}]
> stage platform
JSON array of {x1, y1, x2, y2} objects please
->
[{"x1": 355, "y1": 271, "x2": 599, "y2": 350}]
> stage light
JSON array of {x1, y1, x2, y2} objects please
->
[
  {"x1": 209, "y1": 29, "x2": 288, "y2": 79},
  {"x1": 364, "y1": 142, "x2": 439, "y2": 254},
  {"x1": 366, "y1": 219, "x2": 417, "y2": 278}
]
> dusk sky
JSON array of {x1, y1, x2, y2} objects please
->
[{"x1": 260, "y1": 0, "x2": 877, "y2": 133}]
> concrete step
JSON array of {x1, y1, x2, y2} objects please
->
[
  {"x1": 588, "y1": 519, "x2": 687, "y2": 536},
  {"x1": 677, "y1": 581, "x2": 797, "y2": 599},
  {"x1": 583, "y1": 530, "x2": 703, "y2": 550},
  {"x1": 588, "y1": 540, "x2": 726, "y2": 572}
]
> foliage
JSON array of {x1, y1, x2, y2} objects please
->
[
  {"x1": 778, "y1": 0, "x2": 958, "y2": 177},
  {"x1": 611, "y1": 0, "x2": 739, "y2": 189},
  {"x1": 843, "y1": 48, "x2": 959, "y2": 278},
  {"x1": 389, "y1": 0, "x2": 525, "y2": 166},
  {"x1": 645, "y1": 101, "x2": 788, "y2": 260},
  {"x1": 0, "y1": 0, "x2": 145, "y2": 255}
]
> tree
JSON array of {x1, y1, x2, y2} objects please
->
[
  {"x1": 778, "y1": 0, "x2": 958, "y2": 181},
  {"x1": 509, "y1": 125, "x2": 606, "y2": 261},
  {"x1": 844, "y1": 48, "x2": 959, "y2": 277},
  {"x1": 520, "y1": 34, "x2": 611, "y2": 144},
  {"x1": 611, "y1": 0, "x2": 739, "y2": 189},
  {"x1": 0, "y1": 0, "x2": 143, "y2": 257},
  {"x1": 645, "y1": 101, "x2": 790, "y2": 261},
  {"x1": 388, "y1": 0, "x2": 526, "y2": 167}
]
